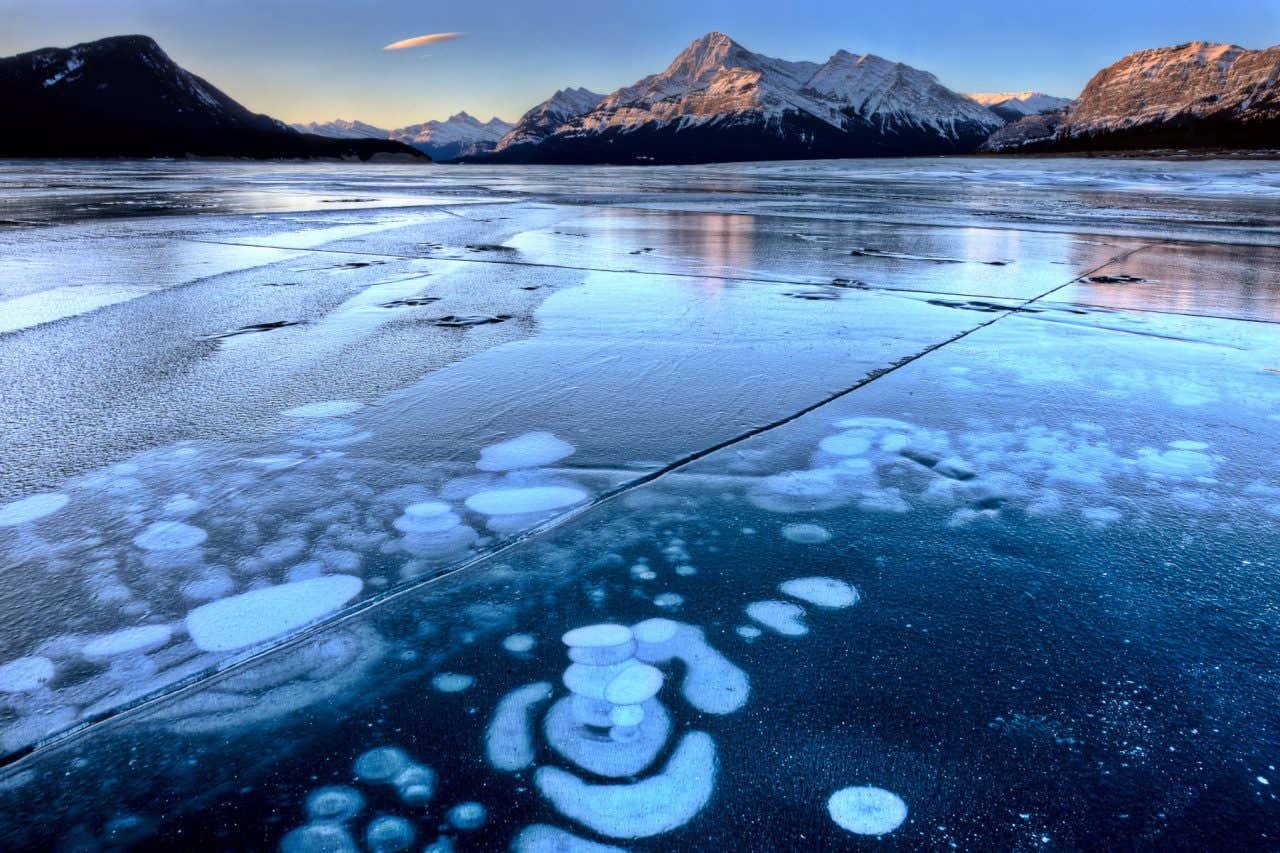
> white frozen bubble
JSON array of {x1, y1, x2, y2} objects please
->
[
  {"x1": 748, "y1": 469, "x2": 848, "y2": 513},
  {"x1": 745, "y1": 601, "x2": 809, "y2": 636},
  {"x1": 827, "y1": 786, "x2": 908, "y2": 836},
  {"x1": 0, "y1": 492, "x2": 69, "y2": 527},
  {"x1": 132, "y1": 521, "x2": 207, "y2": 551},
  {"x1": 184, "y1": 575, "x2": 363, "y2": 652},
  {"x1": 486, "y1": 681, "x2": 553, "y2": 772},
  {"x1": 563, "y1": 660, "x2": 640, "y2": 701},
  {"x1": 836, "y1": 416, "x2": 913, "y2": 431},
  {"x1": 477, "y1": 431, "x2": 575, "y2": 472},
  {"x1": 432, "y1": 672, "x2": 475, "y2": 693},
  {"x1": 365, "y1": 815, "x2": 415, "y2": 852},
  {"x1": 632, "y1": 620, "x2": 748, "y2": 715},
  {"x1": 512, "y1": 824, "x2": 627, "y2": 853},
  {"x1": 603, "y1": 662, "x2": 664, "y2": 705},
  {"x1": 393, "y1": 765, "x2": 436, "y2": 806},
  {"x1": 1136, "y1": 446, "x2": 1216, "y2": 478},
  {"x1": 779, "y1": 577, "x2": 859, "y2": 609},
  {"x1": 736, "y1": 625, "x2": 762, "y2": 640},
  {"x1": 780, "y1": 523, "x2": 832, "y2": 545},
  {"x1": 0, "y1": 656, "x2": 55, "y2": 692},
  {"x1": 281, "y1": 823, "x2": 358, "y2": 853},
  {"x1": 563, "y1": 624, "x2": 632, "y2": 648},
  {"x1": 819, "y1": 432, "x2": 873, "y2": 456},
  {"x1": 354, "y1": 746, "x2": 411, "y2": 782},
  {"x1": 305, "y1": 785, "x2": 364, "y2": 822},
  {"x1": 161, "y1": 494, "x2": 201, "y2": 518},
  {"x1": 652, "y1": 592, "x2": 684, "y2": 609},
  {"x1": 610, "y1": 704, "x2": 645, "y2": 727},
  {"x1": 1169, "y1": 440, "x2": 1210, "y2": 451},
  {"x1": 284, "y1": 400, "x2": 365, "y2": 419},
  {"x1": 545, "y1": 697, "x2": 671, "y2": 778},
  {"x1": 82, "y1": 625, "x2": 172, "y2": 661},
  {"x1": 446, "y1": 802, "x2": 487, "y2": 830},
  {"x1": 182, "y1": 570, "x2": 235, "y2": 602},
  {"x1": 856, "y1": 488, "x2": 910, "y2": 514},
  {"x1": 536, "y1": 731, "x2": 717, "y2": 839},
  {"x1": 503, "y1": 633, "x2": 536, "y2": 654},
  {"x1": 465, "y1": 486, "x2": 589, "y2": 516},
  {"x1": 1082, "y1": 506, "x2": 1123, "y2": 526}
]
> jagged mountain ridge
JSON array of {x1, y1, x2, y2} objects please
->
[
  {"x1": 0, "y1": 35, "x2": 427, "y2": 160},
  {"x1": 389, "y1": 112, "x2": 514, "y2": 160},
  {"x1": 966, "y1": 91, "x2": 1074, "y2": 122},
  {"x1": 290, "y1": 119, "x2": 390, "y2": 139},
  {"x1": 984, "y1": 41, "x2": 1280, "y2": 152},
  {"x1": 493, "y1": 87, "x2": 605, "y2": 152},
  {"x1": 479, "y1": 31, "x2": 1004, "y2": 164}
]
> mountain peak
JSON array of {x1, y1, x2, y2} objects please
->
[{"x1": 664, "y1": 31, "x2": 750, "y2": 81}]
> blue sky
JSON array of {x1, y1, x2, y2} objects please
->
[{"x1": 3, "y1": 0, "x2": 1278, "y2": 128}]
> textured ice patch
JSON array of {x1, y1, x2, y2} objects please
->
[
  {"x1": 535, "y1": 731, "x2": 717, "y2": 838},
  {"x1": 780, "y1": 523, "x2": 832, "y2": 544},
  {"x1": 745, "y1": 601, "x2": 809, "y2": 636},
  {"x1": 819, "y1": 432, "x2": 873, "y2": 457},
  {"x1": 132, "y1": 521, "x2": 207, "y2": 551},
  {"x1": 465, "y1": 486, "x2": 588, "y2": 516},
  {"x1": 82, "y1": 625, "x2": 172, "y2": 661},
  {"x1": 1136, "y1": 444, "x2": 1216, "y2": 478},
  {"x1": 283, "y1": 400, "x2": 364, "y2": 419},
  {"x1": 0, "y1": 656, "x2": 55, "y2": 692},
  {"x1": 512, "y1": 825, "x2": 627, "y2": 853},
  {"x1": 0, "y1": 493, "x2": 68, "y2": 527},
  {"x1": 779, "y1": 577, "x2": 859, "y2": 609},
  {"x1": 827, "y1": 786, "x2": 908, "y2": 835},
  {"x1": 184, "y1": 575, "x2": 362, "y2": 652},
  {"x1": 486, "y1": 681, "x2": 552, "y2": 771},
  {"x1": 477, "y1": 431, "x2": 575, "y2": 471},
  {"x1": 748, "y1": 470, "x2": 847, "y2": 513},
  {"x1": 432, "y1": 672, "x2": 475, "y2": 693}
]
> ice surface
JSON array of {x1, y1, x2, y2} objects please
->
[
  {"x1": 184, "y1": 575, "x2": 362, "y2": 652},
  {"x1": 486, "y1": 681, "x2": 552, "y2": 771},
  {"x1": 512, "y1": 825, "x2": 627, "y2": 853},
  {"x1": 283, "y1": 400, "x2": 364, "y2": 418},
  {"x1": 780, "y1": 522, "x2": 832, "y2": 544},
  {"x1": 132, "y1": 521, "x2": 207, "y2": 551},
  {"x1": 82, "y1": 625, "x2": 173, "y2": 660},
  {"x1": 465, "y1": 486, "x2": 589, "y2": 516},
  {"x1": 0, "y1": 656, "x2": 55, "y2": 692}
]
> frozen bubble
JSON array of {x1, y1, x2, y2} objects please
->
[
  {"x1": 513, "y1": 824, "x2": 628, "y2": 853},
  {"x1": 354, "y1": 746, "x2": 411, "y2": 782},
  {"x1": 536, "y1": 731, "x2": 716, "y2": 838},
  {"x1": 477, "y1": 431, "x2": 575, "y2": 471},
  {"x1": 1169, "y1": 440, "x2": 1210, "y2": 451},
  {"x1": 569, "y1": 639, "x2": 636, "y2": 666},
  {"x1": 447, "y1": 802, "x2": 487, "y2": 830},
  {"x1": 132, "y1": 521, "x2": 207, "y2": 551},
  {"x1": 545, "y1": 697, "x2": 670, "y2": 778},
  {"x1": 1082, "y1": 506, "x2": 1122, "y2": 526},
  {"x1": 827, "y1": 786, "x2": 908, "y2": 836},
  {"x1": 284, "y1": 400, "x2": 364, "y2": 419},
  {"x1": 0, "y1": 656, "x2": 55, "y2": 692},
  {"x1": 503, "y1": 633, "x2": 536, "y2": 654},
  {"x1": 631, "y1": 618, "x2": 678, "y2": 645},
  {"x1": 486, "y1": 681, "x2": 553, "y2": 772},
  {"x1": 422, "y1": 839, "x2": 455, "y2": 853},
  {"x1": 604, "y1": 662, "x2": 664, "y2": 705},
  {"x1": 632, "y1": 620, "x2": 748, "y2": 714},
  {"x1": 610, "y1": 704, "x2": 645, "y2": 727},
  {"x1": 185, "y1": 575, "x2": 362, "y2": 653},
  {"x1": 182, "y1": 570, "x2": 235, "y2": 602},
  {"x1": 432, "y1": 672, "x2": 475, "y2": 693},
  {"x1": 82, "y1": 625, "x2": 172, "y2": 661},
  {"x1": 1136, "y1": 446, "x2": 1216, "y2": 478},
  {"x1": 281, "y1": 822, "x2": 358, "y2": 853},
  {"x1": 819, "y1": 432, "x2": 873, "y2": 456},
  {"x1": 746, "y1": 601, "x2": 809, "y2": 636},
  {"x1": 563, "y1": 624, "x2": 632, "y2": 648},
  {"x1": 0, "y1": 492, "x2": 69, "y2": 527},
  {"x1": 836, "y1": 416, "x2": 913, "y2": 431},
  {"x1": 781, "y1": 523, "x2": 832, "y2": 545},
  {"x1": 563, "y1": 660, "x2": 640, "y2": 701},
  {"x1": 394, "y1": 765, "x2": 437, "y2": 806},
  {"x1": 402, "y1": 500, "x2": 452, "y2": 519},
  {"x1": 465, "y1": 486, "x2": 588, "y2": 516},
  {"x1": 365, "y1": 815, "x2": 415, "y2": 852},
  {"x1": 305, "y1": 786, "x2": 364, "y2": 822},
  {"x1": 736, "y1": 625, "x2": 762, "y2": 640},
  {"x1": 653, "y1": 592, "x2": 684, "y2": 609},
  {"x1": 856, "y1": 488, "x2": 910, "y2": 514},
  {"x1": 161, "y1": 494, "x2": 201, "y2": 518},
  {"x1": 779, "y1": 577, "x2": 859, "y2": 609},
  {"x1": 748, "y1": 470, "x2": 847, "y2": 513}
]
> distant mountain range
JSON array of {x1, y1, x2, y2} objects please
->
[
  {"x1": 984, "y1": 41, "x2": 1280, "y2": 153},
  {"x1": 0, "y1": 36, "x2": 427, "y2": 160},
  {"x1": 294, "y1": 113, "x2": 516, "y2": 161},
  {"x1": 965, "y1": 91, "x2": 1073, "y2": 122},
  {"x1": 472, "y1": 32, "x2": 1005, "y2": 164}
]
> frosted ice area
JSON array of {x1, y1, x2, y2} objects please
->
[{"x1": 1, "y1": 158, "x2": 1279, "y2": 849}]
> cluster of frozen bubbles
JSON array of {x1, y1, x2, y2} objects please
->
[
  {"x1": 743, "y1": 414, "x2": 1230, "y2": 529},
  {"x1": 0, "y1": 398, "x2": 594, "y2": 755}
]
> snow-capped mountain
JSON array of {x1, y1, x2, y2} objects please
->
[
  {"x1": 0, "y1": 35, "x2": 427, "y2": 160},
  {"x1": 389, "y1": 112, "x2": 514, "y2": 161},
  {"x1": 984, "y1": 41, "x2": 1280, "y2": 152},
  {"x1": 480, "y1": 32, "x2": 1002, "y2": 164},
  {"x1": 492, "y1": 87, "x2": 605, "y2": 152},
  {"x1": 966, "y1": 91, "x2": 1073, "y2": 122},
  {"x1": 290, "y1": 119, "x2": 390, "y2": 139}
]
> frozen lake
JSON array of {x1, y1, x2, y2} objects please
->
[{"x1": 1, "y1": 157, "x2": 1278, "y2": 850}]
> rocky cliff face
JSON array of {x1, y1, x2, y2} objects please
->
[{"x1": 984, "y1": 41, "x2": 1280, "y2": 152}]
